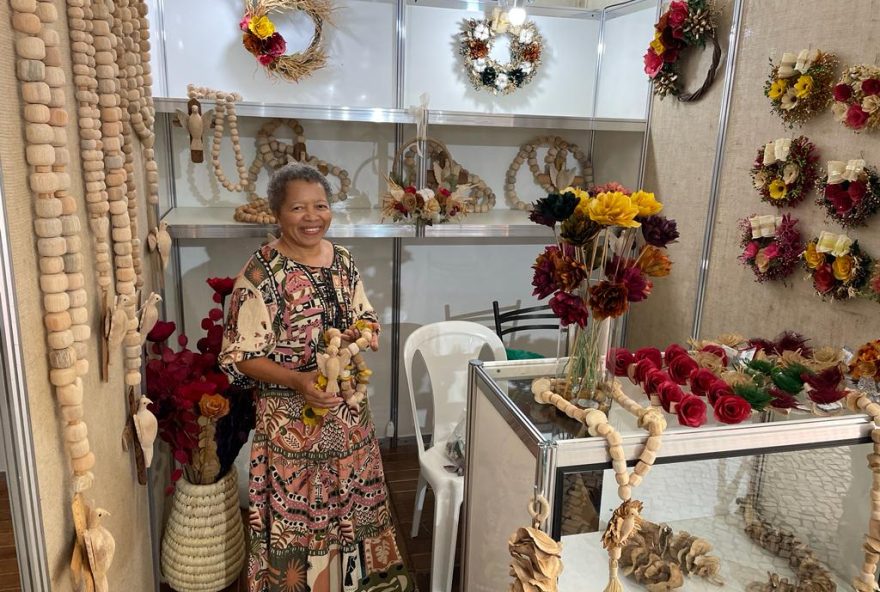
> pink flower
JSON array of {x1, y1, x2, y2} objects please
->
[
  {"x1": 258, "y1": 54, "x2": 275, "y2": 66},
  {"x1": 667, "y1": 1, "x2": 689, "y2": 28},
  {"x1": 644, "y1": 48, "x2": 664, "y2": 78},
  {"x1": 862, "y1": 78, "x2": 880, "y2": 96},
  {"x1": 239, "y1": 15, "x2": 251, "y2": 32},
  {"x1": 763, "y1": 243, "x2": 780, "y2": 259},
  {"x1": 832, "y1": 83, "x2": 852, "y2": 102},
  {"x1": 742, "y1": 241, "x2": 759, "y2": 260},
  {"x1": 846, "y1": 104, "x2": 870, "y2": 129}
]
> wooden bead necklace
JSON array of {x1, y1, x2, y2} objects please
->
[
  {"x1": 846, "y1": 391, "x2": 880, "y2": 592},
  {"x1": 187, "y1": 85, "x2": 250, "y2": 192},
  {"x1": 506, "y1": 136, "x2": 593, "y2": 211}
]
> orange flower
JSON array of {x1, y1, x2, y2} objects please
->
[
  {"x1": 198, "y1": 393, "x2": 230, "y2": 420},
  {"x1": 637, "y1": 245, "x2": 672, "y2": 277}
]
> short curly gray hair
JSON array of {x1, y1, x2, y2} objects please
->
[{"x1": 267, "y1": 163, "x2": 332, "y2": 215}]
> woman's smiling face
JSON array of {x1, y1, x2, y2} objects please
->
[{"x1": 276, "y1": 179, "x2": 332, "y2": 249}]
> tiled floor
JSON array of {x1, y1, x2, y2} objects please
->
[{"x1": 0, "y1": 474, "x2": 21, "y2": 592}]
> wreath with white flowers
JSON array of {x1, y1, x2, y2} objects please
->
[
  {"x1": 750, "y1": 136, "x2": 819, "y2": 208},
  {"x1": 459, "y1": 16, "x2": 542, "y2": 95},
  {"x1": 832, "y1": 64, "x2": 880, "y2": 132},
  {"x1": 816, "y1": 159, "x2": 880, "y2": 228}
]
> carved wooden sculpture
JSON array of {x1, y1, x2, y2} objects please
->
[{"x1": 175, "y1": 98, "x2": 213, "y2": 163}]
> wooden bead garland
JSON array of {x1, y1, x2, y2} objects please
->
[
  {"x1": 315, "y1": 324, "x2": 375, "y2": 410},
  {"x1": 186, "y1": 85, "x2": 249, "y2": 192},
  {"x1": 506, "y1": 136, "x2": 593, "y2": 211}
]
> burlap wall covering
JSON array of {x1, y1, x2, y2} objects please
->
[
  {"x1": 629, "y1": 0, "x2": 880, "y2": 348},
  {"x1": 0, "y1": 0, "x2": 154, "y2": 588}
]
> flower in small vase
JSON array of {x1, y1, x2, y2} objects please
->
[
  {"x1": 529, "y1": 192, "x2": 579, "y2": 227},
  {"x1": 793, "y1": 75, "x2": 814, "y2": 98},
  {"x1": 640, "y1": 215, "x2": 679, "y2": 247},
  {"x1": 548, "y1": 291, "x2": 589, "y2": 327},
  {"x1": 618, "y1": 266, "x2": 652, "y2": 302},
  {"x1": 630, "y1": 190, "x2": 663, "y2": 217},
  {"x1": 199, "y1": 393, "x2": 231, "y2": 420},
  {"x1": 587, "y1": 192, "x2": 640, "y2": 227},
  {"x1": 588, "y1": 281, "x2": 629, "y2": 319},
  {"x1": 248, "y1": 15, "x2": 275, "y2": 39},
  {"x1": 637, "y1": 245, "x2": 672, "y2": 277}
]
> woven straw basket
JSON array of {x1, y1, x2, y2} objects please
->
[{"x1": 161, "y1": 466, "x2": 246, "y2": 591}]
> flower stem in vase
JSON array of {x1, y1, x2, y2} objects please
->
[{"x1": 563, "y1": 318, "x2": 612, "y2": 413}]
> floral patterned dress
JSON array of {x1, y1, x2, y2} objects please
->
[{"x1": 220, "y1": 244, "x2": 412, "y2": 592}]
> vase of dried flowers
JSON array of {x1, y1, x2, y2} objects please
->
[{"x1": 529, "y1": 183, "x2": 679, "y2": 412}]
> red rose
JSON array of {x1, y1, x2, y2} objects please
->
[
  {"x1": 713, "y1": 394, "x2": 752, "y2": 424},
  {"x1": 607, "y1": 348, "x2": 635, "y2": 377},
  {"x1": 689, "y1": 368, "x2": 718, "y2": 397},
  {"x1": 207, "y1": 277, "x2": 236, "y2": 297},
  {"x1": 643, "y1": 48, "x2": 664, "y2": 78},
  {"x1": 634, "y1": 347, "x2": 663, "y2": 369},
  {"x1": 657, "y1": 380, "x2": 684, "y2": 413},
  {"x1": 707, "y1": 379, "x2": 734, "y2": 405},
  {"x1": 832, "y1": 83, "x2": 852, "y2": 102},
  {"x1": 663, "y1": 343, "x2": 688, "y2": 365},
  {"x1": 846, "y1": 104, "x2": 870, "y2": 129},
  {"x1": 862, "y1": 78, "x2": 880, "y2": 96},
  {"x1": 826, "y1": 183, "x2": 853, "y2": 214},
  {"x1": 633, "y1": 358, "x2": 659, "y2": 385},
  {"x1": 643, "y1": 368, "x2": 670, "y2": 396},
  {"x1": 147, "y1": 320, "x2": 176, "y2": 343},
  {"x1": 667, "y1": 1, "x2": 689, "y2": 28},
  {"x1": 813, "y1": 263, "x2": 836, "y2": 294},
  {"x1": 700, "y1": 344, "x2": 728, "y2": 366},
  {"x1": 849, "y1": 180, "x2": 867, "y2": 204},
  {"x1": 677, "y1": 395, "x2": 707, "y2": 428},
  {"x1": 667, "y1": 354, "x2": 698, "y2": 385}
]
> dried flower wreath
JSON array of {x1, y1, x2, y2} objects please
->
[
  {"x1": 459, "y1": 12, "x2": 542, "y2": 95},
  {"x1": 832, "y1": 64, "x2": 880, "y2": 132},
  {"x1": 750, "y1": 136, "x2": 819, "y2": 208},
  {"x1": 738, "y1": 214, "x2": 803, "y2": 282},
  {"x1": 803, "y1": 231, "x2": 872, "y2": 301},
  {"x1": 765, "y1": 49, "x2": 838, "y2": 127},
  {"x1": 816, "y1": 159, "x2": 880, "y2": 228}
]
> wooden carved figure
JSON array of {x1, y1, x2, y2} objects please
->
[
  {"x1": 133, "y1": 395, "x2": 158, "y2": 468},
  {"x1": 138, "y1": 292, "x2": 162, "y2": 345},
  {"x1": 175, "y1": 98, "x2": 213, "y2": 163},
  {"x1": 82, "y1": 507, "x2": 115, "y2": 592},
  {"x1": 147, "y1": 220, "x2": 171, "y2": 273}
]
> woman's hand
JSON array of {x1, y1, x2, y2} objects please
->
[
  {"x1": 343, "y1": 323, "x2": 380, "y2": 352},
  {"x1": 287, "y1": 370, "x2": 342, "y2": 409}
]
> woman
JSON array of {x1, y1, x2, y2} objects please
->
[{"x1": 220, "y1": 163, "x2": 411, "y2": 592}]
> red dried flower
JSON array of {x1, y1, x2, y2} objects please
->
[
  {"x1": 643, "y1": 368, "x2": 670, "y2": 397},
  {"x1": 207, "y1": 277, "x2": 236, "y2": 297},
  {"x1": 548, "y1": 292, "x2": 589, "y2": 328},
  {"x1": 607, "y1": 348, "x2": 635, "y2": 377},
  {"x1": 663, "y1": 343, "x2": 688, "y2": 364},
  {"x1": 813, "y1": 263, "x2": 837, "y2": 294},
  {"x1": 588, "y1": 281, "x2": 629, "y2": 320},
  {"x1": 699, "y1": 344, "x2": 728, "y2": 366},
  {"x1": 677, "y1": 395, "x2": 707, "y2": 427},
  {"x1": 657, "y1": 380, "x2": 684, "y2": 413},
  {"x1": 707, "y1": 379, "x2": 733, "y2": 406},
  {"x1": 713, "y1": 394, "x2": 752, "y2": 424},
  {"x1": 833, "y1": 83, "x2": 852, "y2": 102},
  {"x1": 532, "y1": 246, "x2": 587, "y2": 299},
  {"x1": 468, "y1": 40, "x2": 489, "y2": 59},
  {"x1": 846, "y1": 104, "x2": 870, "y2": 129},
  {"x1": 633, "y1": 358, "x2": 658, "y2": 385},
  {"x1": 667, "y1": 354, "x2": 698, "y2": 385},
  {"x1": 689, "y1": 368, "x2": 718, "y2": 398},
  {"x1": 147, "y1": 320, "x2": 176, "y2": 343},
  {"x1": 521, "y1": 44, "x2": 541, "y2": 63},
  {"x1": 634, "y1": 347, "x2": 663, "y2": 369}
]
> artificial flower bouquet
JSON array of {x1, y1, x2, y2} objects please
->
[
  {"x1": 817, "y1": 159, "x2": 880, "y2": 228},
  {"x1": 802, "y1": 231, "x2": 873, "y2": 301},
  {"x1": 750, "y1": 136, "x2": 818, "y2": 208},
  {"x1": 381, "y1": 177, "x2": 471, "y2": 225},
  {"x1": 145, "y1": 277, "x2": 255, "y2": 491},
  {"x1": 240, "y1": 7, "x2": 288, "y2": 66},
  {"x1": 832, "y1": 65, "x2": 880, "y2": 132},
  {"x1": 764, "y1": 49, "x2": 837, "y2": 126},
  {"x1": 738, "y1": 214, "x2": 802, "y2": 282}
]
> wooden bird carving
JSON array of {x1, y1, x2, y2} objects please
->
[
  {"x1": 138, "y1": 292, "x2": 162, "y2": 345},
  {"x1": 548, "y1": 162, "x2": 576, "y2": 191},
  {"x1": 147, "y1": 220, "x2": 172, "y2": 273},
  {"x1": 132, "y1": 395, "x2": 158, "y2": 467},
  {"x1": 175, "y1": 98, "x2": 213, "y2": 163},
  {"x1": 83, "y1": 507, "x2": 115, "y2": 592},
  {"x1": 107, "y1": 294, "x2": 130, "y2": 350}
]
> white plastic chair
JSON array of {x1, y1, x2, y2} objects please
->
[{"x1": 404, "y1": 321, "x2": 506, "y2": 592}]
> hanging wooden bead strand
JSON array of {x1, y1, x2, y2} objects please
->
[
  {"x1": 187, "y1": 85, "x2": 250, "y2": 192},
  {"x1": 133, "y1": 1, "x2": 160, "y2": 223},
  {"x1": 846, "y1": 391, "x2": 880, "y2": 592}
]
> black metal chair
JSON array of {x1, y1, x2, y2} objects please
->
[{"x1": 491, "y1": 301, "x2": 567, "y2": 356}]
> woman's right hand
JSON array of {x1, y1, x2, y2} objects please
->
[{"x1": 287, "y1": 370, "x2": 342, "y2": 409}]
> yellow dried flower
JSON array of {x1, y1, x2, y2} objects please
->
[
  {"x1": 768, "y1": 78, "x2": 788, "y2": 100},
  {"x1": 832, "y1": 254, "x2": 854, "y2": 281},
  {"x1": 793, "y1": 75, "x2": 814, "y2": 99},
  {"x1": 248, "y1": 15, "x2": 275, "y2": 39},
  {"x1": 803, "y1": 241, "x2": 824, "y2": 269},
  {"x1": 650, "y1": 31, "x2": 665, "y2": 56},
  {"x1": 768, "y1": 178, "x2": 787, "y2": 200},
  {"x1": 630, "y1": 190, "x2": 663, "y2": 217},
  {"x1": 586, "y1": 191, "x2": 640, "y2": 227}
]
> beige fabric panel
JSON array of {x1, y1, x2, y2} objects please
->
[
  {"x1": 625, "y1": 4, "x2": 734, "y2": 348},
  {"x1": 700, "y1": 0, "x2": 880, "y2": 345},
  {"x1": 0, "y1": 1, "x2": 155, "y2": 589}
]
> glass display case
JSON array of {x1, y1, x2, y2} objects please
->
[{"x1": 464, "y1": 358, "x2": 875, "y2": 591}]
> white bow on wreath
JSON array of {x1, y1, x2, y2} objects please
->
[
  {"x1": 749, "y1": 214, "x2": 782, "y2": 239},
  {"x1": 762, "y1": 138, "x2": 792, "y2": 165},
  {"x1": 816, "y1": 231, "x2": 853, "y2": 257},
  {"x1": 777, "y1": 49, "x2": 819, "y2": 79},
  {"x1": 827, "y1": 159, "x2": 866, "y2": 184}
]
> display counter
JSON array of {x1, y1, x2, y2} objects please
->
[{"x1": 464, "y1": 358, "x2": 874, "y2": 591}]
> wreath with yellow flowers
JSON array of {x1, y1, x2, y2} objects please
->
[
  {"x1": 764, "y1": 49, "x2": 838, "y2": 127},
  {"x1": 240, "y1": 0, "x2": 332, "y2": 82},
  {"x1": 750, "y1": 136, "x2": 819, "y2": 208}
]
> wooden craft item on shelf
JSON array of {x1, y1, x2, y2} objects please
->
[
  {"x1": 506, "y1": 136, "x2": 593, "y2": 210},
  {"x1": 396, "y1": 136, "x2": 495, "y2": 213},
  {"x1": 187, "y1": 85, "x2": 249, "y2": 192},
  {"x1": 174, "y1": 98, "x2": 214, "y2": 163}
]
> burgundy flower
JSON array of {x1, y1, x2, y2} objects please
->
[
  {"x1": 607, "y1": 348, "x2": 635, "y2": 377},
  {"x1": 763, "y1": 243, "x2": 780, "y2": 259},
  {"x1": 833, "y1": 83, "x2": 852, "y2": 102},
  {"x1": 640, "y1": 215, "x2": 679, "y2": 248},
  {"x1": 657, "y1": 380, "x2": 684, "y2": 413},
  {"x1": 707, "y1": 379, "x2": 734, "y2": 406},
  {"x1": 633, "y1": 358, "x2": 658, "y2": 385},
  {"x1": 700, "y1": 344, "x2": 728, "y2": 366},
  {"x1": 713, "y1": 395, "x2": 752, "y2": 424},
  {"x1": 802, "y1": 366, "x2": 846, "y2": 404},
  {"x1": 620, "y1": 267, "x2": 652, "y2": 303},
  {"x1": 588, "y1": 281, "x2": 629, "y2": 320},
  {"x1": 849, "y1": 180, "x2": 867, "y2": 204},
  {"x1": 826, "y1": 183, "x2": 853, "y2": 215},
  {"x1": 862, "y1": 78, "x2": 880, "y2": 96},
  {"x1": 532, "y1": 246, "x2": 587, "y2": 299},
  {"x1": 147, "y1": 320, "x2": 176, "y2": 343},
  {"x1": 634, "y1": 347, "x2": 663, "y2": 369},
  {"x1": 643, "y1": 368, "x2": 670, "y2": 397},
  {"x1": 207, "y1": 277, "x2": 236, "y2": 297},
  {"x1": 263, "y1": 32, "x2": 287, "y2": 57},
  {"x1": 667, "y1": 354, "x2": 698, "y2": 385},
  {"x1": 677, "y1": 395, "x2": 707, "y2": 428},
  {"x1": 663, "y1": 343, "x2": 689, "y2": 365},
  {"x1": 662, "y1": 47, "x2": 680, "y2": 62},
  {"x1": 549, "y1": 291, "x2": 589, "y2": 328},
  {"x1": 769, "y1": 387, "x2": 800, "y2": 410},
  {"x1": 846, "y1": 104, "x2": 870, "y2": 129},
  {"x1": 773, "y1": 331, "x2": 812, "y2": 356},
  {"x1": 529, "y1": 192, "x2": 579, "y2": 227},
  {"x1": 258, "y1": 54, "x2": 275, "y2": 66},
  {"x1": 643, "y1": 48, "x2": 664, "y2": 78},
  {"x1": 689, "y1": 368, "x2": 718, "y2": 398},
  {"x1": 813, "y1": 263, "x2": 836, "y2": 294}
]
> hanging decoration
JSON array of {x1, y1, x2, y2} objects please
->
[
  {"x1": 175, "y1": 99, "x2": 213, "y2": 163},
  {"x1": 396, "y1": 137, "x2": 495, "y2": 213},
  {"x1": 240, "y1": 0, "x2": 331, "y2": 82},
  {"x1": 750, "y1": 136, "x2": 819, "y2": 208},
  {"x1": 817, "y1": 159, "x2": 880, "y2": 228},
  {"x1": 832, "y1": 64, "x2": 880, "y2": 132},
  {"x1": 802, "y1": 232, "x2": 872, "y2": 301},
  {"x1": 505, "y1": 136, "x2": 593, "y2": 211},
  {"x1": 380, "y1": 177, "x2": 472, "y2": 226},
  {"x1": 233, "y1": 118, "x2": 351, "y2": 224},
  {"x1": 737, "y1": 214, "x2": 803, "y2": 283},
  {"x1": 458, "y1": 8, "x2": 543, "y2": 95},
  {"x1": 643, "y1": 0, "x2": 720, "y2": 101},
  {"x1": 507, "y1": 495, "x2": 563, "y2": 592},
  {"x1": 764, "y1": 49, "x2": 838, "y2": 127},
  {"x1": 186, "y1": 86, "x2": 250, "y2": 193}
]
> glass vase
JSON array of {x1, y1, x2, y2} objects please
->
[{"x1": 559, "y1": 316, "x2": 614, "y2": 414}]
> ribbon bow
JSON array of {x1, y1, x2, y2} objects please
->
[
  {"x1": 827, "y1": 159, "x2": 865, "y2": 184},
  {"x1": 795, "y1": 49, "x2": 819, "y2": 73},
  {"x1": 749, "y1": 214, "x2": 782, "y2": 239},
  {"x1": 490, "y1": 7, "x2": 510, "y2": 33},
  {"x1": 407, "y1": 93, "x2": 430, "y2": 157},
  {"x1": 777, "y1": 52, "x2": 798, "y2": 79},
  {"x1": 762, "y1": 138, "x2": 792, "y2": 165},
  {"x1": 816, "y1": 231, "x2": 852, "y2": 257}
]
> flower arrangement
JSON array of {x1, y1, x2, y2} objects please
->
[
  {"x1": 145, "y1": 277, "x2": 255, "y2": 492},
  {"x1": 529, "y1": 183, "x2": 678, "y2": 407},
  {"x1": 750, "y1": 136, "x2": 819, "y2": 208},
  {"x1": 738, "y1": 214, "x2": 803, "y2": 282},
  {"x1": 380, "y1": 177, "x2": 471, "y2": 225},
  {"x1": 459, "y1": 13, "x2": 542, "y2": 95},
  {"x1": 802, "y1": 231, "x2": 872, "y2": 301},
  {"x1": 816, "y1": 159, "x2": 880, "y2": 227},
  {"x1": 239, "y1": 0, "x2": 331, "y2": 82},
  {"x1": 849, "y1": 340, "x2": 880, "y2": 386},
  {"x1": 643, "y1": 0, "x2": 719, "y2": 100},
  {"x1": 764, "y1": 49, "x2": 837, "y2": 126},
  {"x1": 832, "y1": 64, "x2": 880, "y2": 132}
]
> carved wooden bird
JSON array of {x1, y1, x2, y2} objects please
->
[
  {"x1": 83, "y1": 507, "x2": 115, "y2": 592},
  {"x1": 175, "y1": 98, "x2": 213, "y2": 163},
  {"x1": 132, "y1": 395, "x2": 158, "y2": 467},
  {"x1": 107, "y1": 294, "x2": 130, "y2": 350},
  {"x1": 138, "y1": 292, "x2": 162, "y2": 344},
  {"x1": 147, "y1": 220, "x2": 172, "y2": 272}
]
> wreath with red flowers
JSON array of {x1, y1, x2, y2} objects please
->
[
  {"x1": 816, "y1": 160, "x2": 880, "y2": 228},
  {"x1": 802, "y1": 232, "x2": 872, "y2": 301},
  {"x1": 832, "y1": 65, "x2": 880, "y2": 132},
  {"x1": 750, "y1": 136, "x2": 819, "y2": 208},
  {"x1": 738, "y1": 214, "x2": 803, "y2": 283},
  {"x1": 643, "y1": 0, "x2": 720, "y2": 101}
]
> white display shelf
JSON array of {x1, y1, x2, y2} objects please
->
[
  {"x1": 161, "y1": 207, "x2": 555, "y2": 239},
  {"x1": 153, "y1": 98, "x2": 647, "y2": 132}
]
